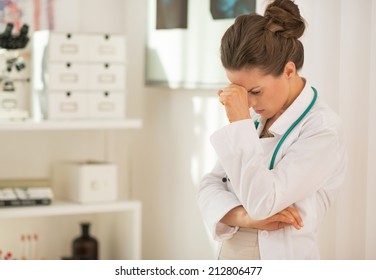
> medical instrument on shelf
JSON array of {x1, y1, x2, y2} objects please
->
[{"x1": 0, "y1": 22, "x2": 30, "y2": 120}]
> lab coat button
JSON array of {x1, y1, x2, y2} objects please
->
[{"x1": 261, "y1": 230, "x2": 269, "y2": 238}]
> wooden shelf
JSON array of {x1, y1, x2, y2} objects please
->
[
  {"x1": 0, "y1": 199, "x2": 141, "y2": 218},
  {"x1": 0, "y1": 119, "x2": 143, "y2": 131}
]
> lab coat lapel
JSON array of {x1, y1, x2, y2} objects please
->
[{"x1": 269, "y1": 82, "x2": 316, "y2": 136}]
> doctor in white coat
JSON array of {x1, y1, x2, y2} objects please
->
[{"x1": 197, "y1": 0, "x2": 346, "y2": 260}]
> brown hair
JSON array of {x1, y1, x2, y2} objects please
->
[{"x1": 220, "y1": 0, "x2": 306, "y2": 76}]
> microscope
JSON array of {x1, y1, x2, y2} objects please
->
[{"x1": 0, "y1": 22, "x2": 30, "y2": 120}]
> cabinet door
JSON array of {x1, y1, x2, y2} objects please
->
[{"x1": 88, "y1": 34, "x2": 126, "y2": 62}]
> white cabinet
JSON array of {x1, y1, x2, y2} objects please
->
[
  {"x1": 0, "y1": 119, "x2": 142, "y2": 260},
  {"x1": 32, "y1": 31, "x2": 127, "y2": 120}
]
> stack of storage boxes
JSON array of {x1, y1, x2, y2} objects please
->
[{"x1": 32, "y1": 31, "x2": 126, "y2": 120}]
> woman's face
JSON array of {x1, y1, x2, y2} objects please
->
[{"x1": 225, "y1": 67, "x2": 291, "y2": 120}]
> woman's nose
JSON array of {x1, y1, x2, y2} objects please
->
[{"x1": 248, "y1": 95, "x2": 256, "y2": 108}]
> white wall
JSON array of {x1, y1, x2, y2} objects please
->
[{"x1": 365, "y1": 0, "x2": 376, "y2": 259}]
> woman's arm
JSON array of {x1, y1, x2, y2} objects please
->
[
  {"x1": 197, "y1": 161, "x2": 243, "y2": 240},
  {"x1": 211, "y1": 117, "x2": 346, "y2": 220},
  {"x1": 220, "y1": 205, "x2": 303, "y2": 231}
]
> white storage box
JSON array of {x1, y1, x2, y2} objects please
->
[{"x1": 53, "y1": 161, "x2": 118, "y2": 203}]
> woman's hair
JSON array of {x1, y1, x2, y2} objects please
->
[{"x1": 220, "y1": 0, "x2": 306, "y2": 76}]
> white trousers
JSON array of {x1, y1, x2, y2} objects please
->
[{"x1": 218, "y1": 228, "x2": 261, "y2": 260}]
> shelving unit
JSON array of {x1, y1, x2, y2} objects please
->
[
  {"x1": 0, "y1": 3, "x2": 142, "y2": 262},
  {"x1": 0, "y1": 200, "x2": 142, "y2": 260},
  {"x1": 0, "y1": 118, "x2": 143, "y2": 260}
]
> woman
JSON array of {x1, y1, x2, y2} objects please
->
[{"x1": 197, "y1": 0, "x2": 346, "y2": 259}]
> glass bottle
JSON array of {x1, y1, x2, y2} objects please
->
[{"x1": 72, "y1": 222, "x2": 99, "y2": 260}]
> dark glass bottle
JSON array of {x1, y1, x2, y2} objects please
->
[{"x1": 72, "y1": 222, "x2": 99, "y2": 260}]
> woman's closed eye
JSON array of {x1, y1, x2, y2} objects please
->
[{"x1": 248, "y1": 89, "x2": 261, "y2": 95}]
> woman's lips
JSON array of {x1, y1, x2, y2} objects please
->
[{"x1": 254, "y1": 109, "x2": 264, "y2": 114}]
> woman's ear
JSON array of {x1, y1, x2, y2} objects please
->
[{"x1": 284, "y1": 61, "x2": 297, "y2": 79}]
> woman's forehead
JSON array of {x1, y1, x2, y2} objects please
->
[{"x1": 225, "y1": 68, "x2": 273, "y2": 87}]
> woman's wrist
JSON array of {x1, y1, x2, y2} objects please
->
[{"x1": 220, "y1": 206, "x2": 255, "y2": 228}]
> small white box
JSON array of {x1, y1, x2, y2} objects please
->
[{"x1": 53, "y1": 161, "x2": 118, "y2": 203}]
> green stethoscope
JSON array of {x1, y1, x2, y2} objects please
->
[{"x1": 222, "y1": 86, "x2": 318, "y2": 183}]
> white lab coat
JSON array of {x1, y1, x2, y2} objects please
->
[{"x1": 197, "y1": 82, "x2": 347, "y2": 259}]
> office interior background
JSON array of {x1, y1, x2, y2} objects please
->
[{"x1": 0, "y1": 0, "x2": 375, "y2": 260}]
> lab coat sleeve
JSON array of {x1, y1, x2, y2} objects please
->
[
  {"x1": 197, "y1": 161, "x2": 242, "y2": 241},
  {"x1": 210, "y1": 117, "x2": 346, "y2": 220}
]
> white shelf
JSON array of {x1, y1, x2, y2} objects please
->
[
  {"x1": 0, "y1": 200, "x2": 141, "y2": 218},
  {"x1": 0, "y1": 119, "x2": 143, "y2": 131}
]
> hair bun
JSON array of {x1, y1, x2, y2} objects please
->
[{"x1": 264, "y1": 0, "x2": 305, "y2": 39}]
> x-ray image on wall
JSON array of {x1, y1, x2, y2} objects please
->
[
  {"x1": 210, "y1": 0, "x2": 256, "y2": 19},
  {"x1": 156, "y1": 0, "x2": 188, "y2": 29}
]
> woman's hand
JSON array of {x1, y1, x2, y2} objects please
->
[
  {"x1": 220, "y1": 206, "x2": 303, "y2": 231},
  {"x1": 218, "y1": 84, "x2": 251, "y2": 123},
  {"x1": 252, "y1": 207, "x2": 304, "y2": 231}
]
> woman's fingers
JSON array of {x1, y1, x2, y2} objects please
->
[
  {"x1": 269, "y1": 208, "x2": 303, "y2": 230},
  {"x1": 278, "y1": 208, "x2": 303, "y2": 230},
  {"x1": 285, "y1": 207, "x2": 304, "y2": 228},
  {"x1": 269, "y1": 212, "x2": 295, "y2": 226}
]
